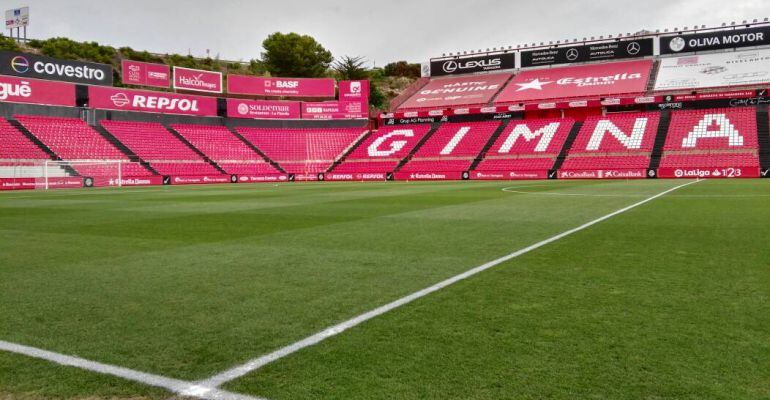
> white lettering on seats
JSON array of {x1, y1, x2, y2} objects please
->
[
  {"x1": 498, "y1": 122, "x2": 561, "y2": 153},
  {"x1": 682, "y1": 114, "x2": 743, "y2": 148},
  {"x1": 367, "y1": 129, "x2": 414, "y2": 157},
  {"x1": 440, "y1": 127, "x2": 471, "y2": 155},
  {"x1": 587, "y1": 118, "x2": 647, "y2": 150}
]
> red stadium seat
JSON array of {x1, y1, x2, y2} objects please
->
[
  {"x1": 237, "y1": 127, "x2": 367, "y2": 174},
  {"x1": 171, "y1": 124, "x2": 279, "y2": 175},
  {"x1": 659, "y1": 108, "x2": 759, "y2": 170},
  {"x1": 560, "y1": 112, "x2": 660, "y2": 172},
  {"x1": 474, "y1": 118, "x2": 575, "y2": 173},
  {"x1": 334, "y1": 124, "x2": 433, "y2": 173},
  {"x1": 100, "y1": 120, "x2": 219, "y2": 176}
]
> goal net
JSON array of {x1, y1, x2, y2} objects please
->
[{"x1": 41, "y1": 160, "x2": 131, "y2": 189}]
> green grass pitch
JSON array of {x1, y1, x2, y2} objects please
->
[{"x1": 1, "y1": 179, "x2": 768, "y2": 399}]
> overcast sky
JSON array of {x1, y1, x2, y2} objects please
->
[{"x1": 10, "y1": 0, "x2": 770, "y2": 66}]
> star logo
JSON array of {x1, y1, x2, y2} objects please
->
[
  {"x1": 627, "y1": 41, "x2": 641, "y2": 55},
  {"x1": 515, "y1": 78, "x2": 552, "y2": 91},
  {"x1": 566, "y1": 48, "x2": 580, "y2": 61}
]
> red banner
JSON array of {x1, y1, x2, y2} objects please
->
[
  {"x1": 88, "y1": 86, "x2": 218, "y2": 116},
  {"x1": 0, "y1": 75, "x2": 75, "y2": 106},
  {"x1": 325, "y1": 172, "x2": 387, "y2": 181},
  {"x1": 471, "y1": 170, "x2": 548, "y2": 180},
  {"x1": 0, "y1": 177, "x2": 85, "y2": 190},
  {"x1": 169, "y1": 175, "x2": 233, "y2": 185},
  {"x1": 301, "y1": 100, "x2": 367, "y2": 119},
  {"x1": 657, "y1": 167, "x2": 760, "y2": 179},
  {"x1": 339, "y1": 80, "x2": 369, "y2": 102},
  {"x1": 558, "y1": 169, "x2": 647, "y2": 179},
  {"x1": 92, "y1": 176, "x2": 164, "y2": 187},
  {"x1": 227, "y1": 75, "x2": 335, "y2": 97},
  {"x1": 226, "y1": 98, "x2": 300, "y2": 119},
  {"x1": 393, "y1": 171, "x2": 464, "y2": 181},
  {"x1": 399, "y1": 73, "x2": 511, "y2": 110},
  {"x1": 236, "y1": 174, "x2": 289, "y2": 183},
  {"x1": 121, "y1": 60, "x2": 170, "y2": 88},
  {"x1": 0, "y1": 178, "x2": 35, "y2": 190},
  {"x1": 173, "y1": 66, "x2": 222, "y2": 93},
  {"x1": 496, "y1": 60, "x2": 652, "y2": 103}
]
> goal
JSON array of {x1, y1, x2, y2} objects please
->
[{"x1": 42, "y1": 160, "x2": 129, "y2": 189}]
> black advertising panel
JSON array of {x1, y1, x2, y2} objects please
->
[
  {"x1": 430, "y1": 53, "x2": 516, "y2": 76},
  {"x1": 521, "y1": 38, "x2": 653, "y2": 68},
  {"x1": 0, "y1": 51, "x2": 113, "y2": 86},
  {"x1": 660, "y1": 26, "x2": 770, "y2": 54}
]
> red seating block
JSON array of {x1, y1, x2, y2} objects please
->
[
  {"x1": 238, "y1": 127, "x2": 367, "y2": 173},
  {"x1": 0, "y1": 117, "x2": 49, "y2": 160}
]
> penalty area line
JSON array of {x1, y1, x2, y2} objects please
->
[
  {"x1": 201, "y1": 179, "x2": 702, "y2": 388},
  {"x1": 0, "y1": 340, "x2": 268, "y2": 400}
]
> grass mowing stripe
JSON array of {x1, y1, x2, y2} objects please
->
[
  {"x1": 0, "y1": 340, "x2": 267, "y2": 400},
  {"x1": 201, "y1": 179, "x2": 701, "y2": 388}
]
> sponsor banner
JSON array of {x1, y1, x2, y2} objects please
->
[
  {"x1": 393, "y1": 171, "x2": 464, "y2": 181},
  {"x1": 5, "y1": 7, "x2": 29, "y2": 29},
  {"x1": 169, "y1": 175, "x2": 232, "y2": 185},
  {"x1": 0, "y1": 75, "x2": 75, "y2": 106},
  {"x1": 92, "y1": 176, "x2": 164, "y2": 187},
  {"x1": 227, "y1": 75, "x2": 335, "y2": 97},
  {"x1": 654, "y1": 49, "x2": 770, "y2": 91},
  {"x1": 657, "y1": 166, "x2": 760, "y2": 179},
  {"x1": 399, "y1": 73, "x2": 511, "y2": 109},
  {"x1": 301, "y1": 100, "x2": 368, "y2": 119},
  {"x1": 558, "y1": 169, "x2": 647, "y2": 179},
  {"x1": 0, "y1": 51, "x2": 113, "y2": 86},
  {"x1": 173, "y1": 66, "x2": 222, "y2": 93},
  {"x1": 226, "y1": 98, "x2": 301, "y2": 119},
  {"x1": 661, "y1": 26, "x2": 770, "y2": 55},
  {"x1": 0, "y1": 178, "x2": 34, "y2": 191},
  {"x1": 471, "y1": 170, "x2": 548, "y2": 180},
  {"x1": 430, "y1": 53, "x2": 516, "y2": 76},
  {"x1": 0, "y1": 177, "x2": 84, "y2": 190},
  {"x1": 325, "y1": 172, "x2": 387, "y2": 181},
  {"x1": 88, "y1": 86, "x2": 218, "y2": 116},
  {"x1": 292, "y1": 173, "x2": 319, "y2": 181},
  {"x1": 339, "y1": 80, "x2": 369, "y2": 101},
  {"x1": 237, "y1": 174, "x2": 289, "y2": 183},
  {"x1": 121, "y1": 60, "x2": 170, "y2": 88},
  {"x1": 496, "y1": 60, "x2": 652, "y2": 103},
  {"x1": 521, "y1": 39, "x2": 653, "y2": 68}
]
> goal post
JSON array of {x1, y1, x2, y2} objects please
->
[{"x1": 43, "y1": 160, "x2": 126, "y2": 189}]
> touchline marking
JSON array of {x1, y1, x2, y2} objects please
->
[
  {"x1": 201, "y1": 179, "x2": 702, "y2": 387},
  {"x1": 0, "y1": 340, "x2": 268, "y2": 400}
]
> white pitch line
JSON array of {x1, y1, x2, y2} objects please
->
[
  {"x1": 0, "y1": 340, "x2": 267, "y2": 400},
  {"x1": 201, "y1": 179, "x2": 702, "y2": 388}
]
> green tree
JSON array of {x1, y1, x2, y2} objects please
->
[
  {"x1": 0, "y1": 35, "x2": 20, "y2": 51},
  {"x1": 261, "y1": 32, "x2": 333, "y2": 78},
  {"x1": 383, "y1": 61, "x2": 421, "y2": 78},
  {"x1": 333, "y1": 55, "x2": 369, "y2": 80},
  {"x1": 369, "y1": 84, "x2": 386, "y2": 110}
]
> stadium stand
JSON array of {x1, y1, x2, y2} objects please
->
[
  {"x1": 399, "y1": 121, "x2": 501, "y2": 173},
  {"x1": 473, "y1": 118, "x2": 575, "y2": 174},
  {"x1": 100, "y1": 120, "x2": 220, "y2": 176},
  {"x1": 15, "y1": 115, "x2": 152, "y2": 177},
  {"x1": 331, "y1": 124, "x2": 434, "y2": 174},
  {"x1": 397, "y1": 73, "x2": 512, "y2": 112},
  {"x1": 236, "y1": 127, "x2": 367, "y2": 174},
  {"x1": 0, "y1": 117, "x2": 50, "y2": 161},
  {"x1": 659, "y1": 108, "x2": 760, "y2": 171},
  {"x1": 561, "y1": 112, "x2": 660, "y2": 171},
  {"x1": 171, "y1": 124, "x2": 280, "y2": 175}
]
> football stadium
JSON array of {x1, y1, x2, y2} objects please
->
[{"x1": 1, "y1": 1, "x2": 770, "y2": 399}]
